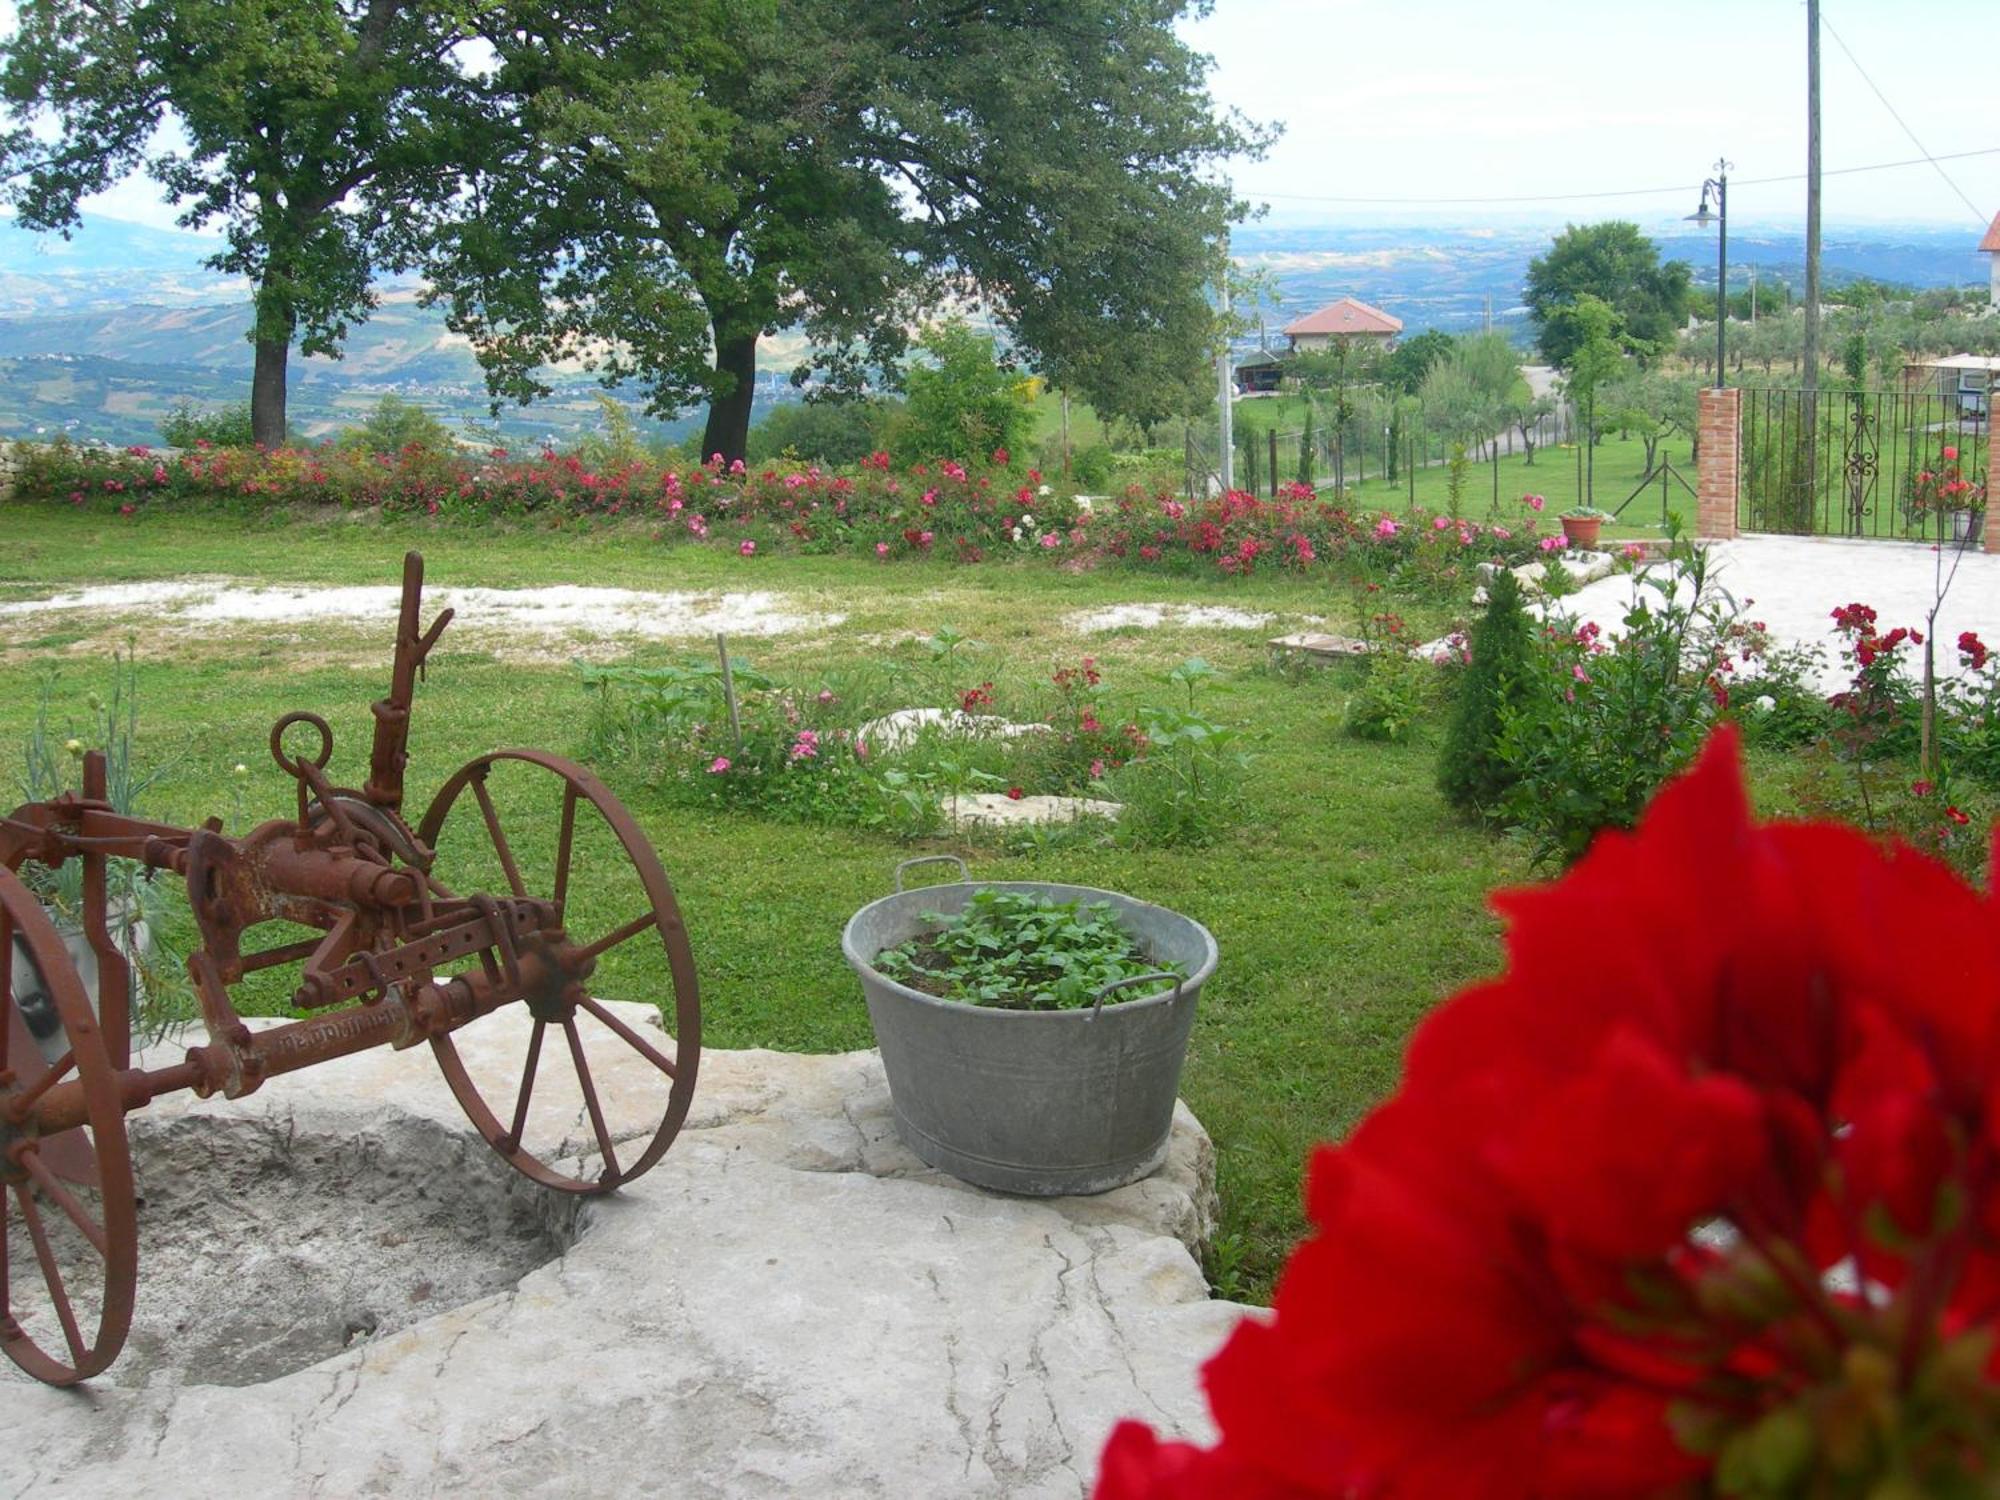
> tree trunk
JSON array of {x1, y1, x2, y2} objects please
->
[
  {"x1": 701, "y1": 325, "x2": 759, "y2": 464},
  {"x1": 252, "y1": 332, "x2": 290, "y2": 448}
]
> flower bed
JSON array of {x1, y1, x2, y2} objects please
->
[{"x1": 10, "y1": 436, "x2": 1558, "y2": 585}]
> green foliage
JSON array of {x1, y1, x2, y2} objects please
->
[
  {"x1": 1438, "y1": 567, "x2": 1535, "y2": 814},
  {"x1": 337, "y1": 396, "x2": 452, "y2": 455},
  {"x1": 1495, "y1": 534, "x2": 1738, "y2": 866},
  {"x1": 1343, "y1": 652, "x2": 1438, "y2": 744},
  {"x1": 1596, "y1": 368, "x2": 1698, "y2": 473},
  {"x1": 1115, "y1": 659, "x2": 1252, "y2": 848},
  {"x1": 896, "y1": 321, "x2": 1034, "y2": 463},
  {"x1": 1732, "y1": 638, "x2": 1834, "y2": 750},
  {"x1": 15, "y1": 648, "x2": 188, "y2": 1032},
  {"x1": 871, "y1": 888, "x2": 1176, "y2": 1010},
  {"x1": 159, "y1": 398, "x2": 255, "y2": 449},
  {"x1": 1525, "y1": 221, "x2": 1694, "y2": 365},
  {"x1": 746, "y1": 399, "x2": 891, "y2": 467},
  {"x1": 0, "y1": 2, "x2": 487, "y2": 443},
  {"x1": 1381, "y1": 329, "x2": 1455, "y2": 396},
  {"x1": 1063, "y1": 444, "x2": 1117, "y2": 492},
  {"x1": 426, "y1": 0, "x2": 1265, "y2": 461}
]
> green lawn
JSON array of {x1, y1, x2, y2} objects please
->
[{"x1": 1, "y1": 504, "x2": 1542, "y2": 1299}]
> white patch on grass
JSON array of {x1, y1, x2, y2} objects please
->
[
  {"x1": 1068, "y1": 603, "x2": 1292, "y2": 633},
  {"x1": 0, "y1": 580, "x2": 841, "y2": 641}
]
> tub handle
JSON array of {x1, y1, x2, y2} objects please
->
[
  {"x1": 1090, "y1": 971, "x2": 1182, "y2": 1020},
  {"x1": 894, "y1": 854, "x2": 970, "y2": 892}
]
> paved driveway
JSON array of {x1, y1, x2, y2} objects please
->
[{"x1": 1555, "y1": 534, "x2": 2000, "y2": 692}]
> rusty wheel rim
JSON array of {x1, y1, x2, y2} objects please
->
[
  {"x1": 418, "y1": 751, "x2": 700, "y2": 1195},
  {"x1": 0, "y1": 865, "x2": 138, "y2": 1386}
]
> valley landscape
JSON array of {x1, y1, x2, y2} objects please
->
[{"x1": 0, "y1": 211, "x2": 1986, "y2": 448}]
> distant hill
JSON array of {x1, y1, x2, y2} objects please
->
[
  {"x1": 1228, "y1": 219, "x2": 1990, "y2": 344},
  {"x1": 0, "y1": 210, "x2": 1988, "y2": 446}
]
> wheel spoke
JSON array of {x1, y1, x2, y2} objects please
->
[
  {"x1": 562, "y1": 1019, "x2": 621, "y2": 1183},
  {"x1": 1, "y1": 902, "x2": 13, "y2": 1073},
  {"x1": 578, "y1": 997, "x2": 678, "y2": 1080},
  {"x1": 14, "y1": 1183, "x2": 86, "y2": 1365},
  {"x1": 505, "y1": 1020, "x2": 546, "y2": 1152},
  {"x1": 18, "y1": 1146, "x2": 107, "y2": 1258},
  {"x1": 470, "y1": 773, "x2": 527, "y2": 900},
  {"x1": 8, "y1": 1050, "x2": 76, "y2": 1123},
  {"x1": 552, "y1": 783, "x2": 578, "y2": 920},
  {"x1": 578, "y1": 912, "x2": 656, "y2": 963}
]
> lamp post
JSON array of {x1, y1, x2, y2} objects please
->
[{"x1": 1686, "y1": 159, "x2": 1731, "y2": 388}]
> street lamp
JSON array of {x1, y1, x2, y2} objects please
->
[{"x1": 1686, "y1": 158, "x2": 1731, "y2": 388}]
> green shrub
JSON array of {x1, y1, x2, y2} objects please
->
[
  {"x1": 1069, "y1": 443, "x2": 1116, "y2": 490},
  {"x1": 746, "y1": 398, "x2": 891, "y2": 466},
  {"x1": 337, "y1": 395, "x2": 453, "y2": 454},
  {"x1": 1495, "y1": 535, "x2": 1738, "y2": 867},
  {"x1": 159, "y1": 398, "x2": 254, "y2": 448},
  {"x1": 1437, "y1": 567, "x2": 1535, "y2": 815},
  {"x1": 1345, "y1": 653, "x2": 1437, "y2": 743},
  {"x1": 894, "y1": 318, "x2": 1033, "y2": 464}
]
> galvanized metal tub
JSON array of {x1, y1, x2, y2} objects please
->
[{"x1": 841, "y1": 861, "x2": 1217, "y2": 1196}]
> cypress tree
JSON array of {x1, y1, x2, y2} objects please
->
[{"x1": 1438, "y1": 566, "x2": 1537, "y2": 815}]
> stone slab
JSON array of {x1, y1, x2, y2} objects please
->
[
  {"x1": 5, "y1": 1005, "x2": 1246, "y2": 1497},
  {"x1": 1265, "y1": 631, "x2": 1376, "y2": 661},
  {"x1": 948, "y1": 793, "x2": 1123, "y2": 829}
]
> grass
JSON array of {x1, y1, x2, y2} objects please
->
[{"x1": 1, "y1": 502, "x2": 1535, "y2": 1300}]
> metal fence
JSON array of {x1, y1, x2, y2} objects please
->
[
  {"x1": 1218, "y1": 403, "x2": 1578, "y2": 502},
  {"x1": 1739, "y1": 387, "x2": 1991, "y2": 542}
]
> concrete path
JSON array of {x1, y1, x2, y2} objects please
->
[{"x1": 1555, "y1": 534, "x2": 2000, "y2": 692}]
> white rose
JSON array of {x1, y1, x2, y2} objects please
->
[
  {"x1": 1020, "y1": 513, "x2": 1034, "y2": 528},
  {"x1": 1037, "y1": 484, "x2": 1051, "y2": 497},
  {"x1": 1753, "y1": 695, "x2": 1776, "y2": 713}
]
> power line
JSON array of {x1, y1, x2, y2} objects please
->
[
  {"x1": 1821, "y1": 11, "x2": 1989, "y2": 225},
  {"x1": 1236, "y1": 146, "x2": 2000, "y2": 208}
]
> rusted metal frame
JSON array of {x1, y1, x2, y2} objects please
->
[
  {"x1": 363, "y1": 552, "x2": 454, "y2": 813},
  {"x1": 27, "y1": 942, "x2": 575, "y2": 1137},
  {"x1": 12, "y1": 1185, "x2": 85, "y2": 1362},
  {"x1": 295, "y1": 899, "x2": 552, "y2": 1012},
  {"x1": 79, "y1": 753, "x2": 133, "y2": 1071}
]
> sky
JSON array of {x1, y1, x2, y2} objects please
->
[
  {"x1": 12, "y1": 0, "x2": 1999, "y2": 236},
  {"x1": 1181, "y1": 0, "x2": 1999, "y2": 230}
]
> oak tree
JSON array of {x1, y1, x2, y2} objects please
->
[
  {"x1": 432, "y1": 0, "x2": 1262, "y2": 463},
  {"x1": 0, "y1": 1, "x2": 486, "y2": 444}
]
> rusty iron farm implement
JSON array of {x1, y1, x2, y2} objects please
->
[{"x1": 1, "y1": 554, "x2": 701, "y2": 1385}]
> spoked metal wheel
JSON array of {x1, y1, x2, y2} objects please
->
[
  {"x1": 418, "y1": 751, "x2": 700, "y2": 1195},
  {"x1": 0, "y1": 865, "x2": 138, "y2": 1385}
]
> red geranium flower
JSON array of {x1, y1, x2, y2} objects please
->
[{"x1": 1097, "y1": 729, "x2": 2000, "y2": 1499}]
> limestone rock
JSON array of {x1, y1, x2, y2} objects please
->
[
  {"x1": 947, "y1": 792, "x2": 1123, "y2": 829},
  {"x1": 5, "y1": 1005, "x2": 1243, "y2": 1497},
  {"x1": 856, "y1": 707, "x2": 1053, "y2": 755}
]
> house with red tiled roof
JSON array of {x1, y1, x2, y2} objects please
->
[
  {"x1": 1981, "y1": 210, "x2": 2000, "y2": 307},
  {"x1": 1281, "y1": 297, "x2": 1404, "y2": 353}
]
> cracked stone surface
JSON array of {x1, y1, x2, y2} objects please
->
[{"x1": 4, "y1": 1004, "x2": 1247, "y2": 1498}]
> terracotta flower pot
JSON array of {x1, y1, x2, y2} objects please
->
[{"x1": 1560, "y1": 515, "x2": 1603, "y2": 550}]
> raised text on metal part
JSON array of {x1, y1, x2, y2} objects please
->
[{"x1": 262, "y1": 1008, "x2": 393, "y2": 1060}]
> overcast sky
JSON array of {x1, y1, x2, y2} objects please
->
[
  {"x1": 1185, "y1": 0, "x2": 1999, "y2": 229},
  {"x1": 18, "y1": 0, "x2": 2000, "y2": 236}
]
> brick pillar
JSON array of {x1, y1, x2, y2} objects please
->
[
  {"x1": 1695, "y1": 387, "x2": 1740, "y2": 540},
  {"x1": 1987, "y1": 418, "x2": 2000, "y2": 554}
]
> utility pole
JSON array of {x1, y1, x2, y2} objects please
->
[
  {"x1": 1217, "y1": 235, "x2": 1234, "y2": 492},
  {"x1": 1803, "y1": 0, "x2": 1821, "y2": 395}
]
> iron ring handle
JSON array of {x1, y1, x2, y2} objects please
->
[
  {"x1": 1089, "y1": 970, "x2": 1182, "y2": 1020},
  {"x1": 270, "y1": 711, "x2": 334, "y2": 778},
  {"x1": 894, "y1": 854, "x2": 969, "y2": 892}
]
